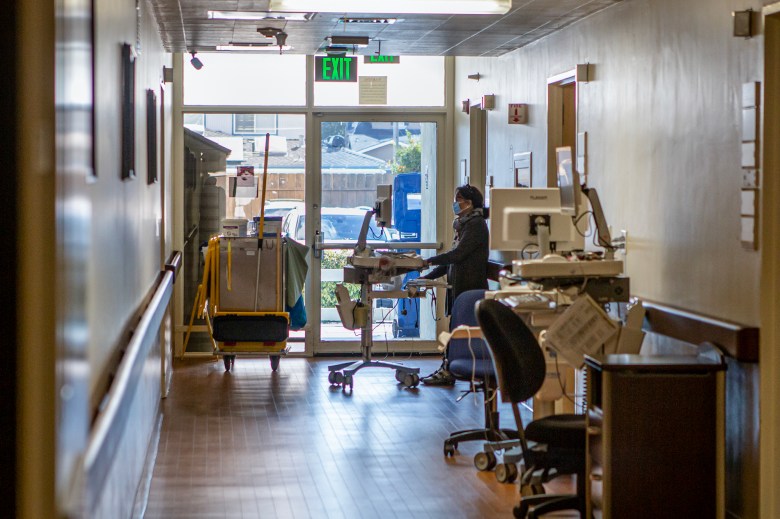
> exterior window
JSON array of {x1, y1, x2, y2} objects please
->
[{"x1": 234, "y1": 114, "x2": 278, "y2": 135}]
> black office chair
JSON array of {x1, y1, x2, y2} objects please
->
[
  {"x1": 476, "y1": 297, "x2": 587, "y2": 519},
  {"x1": 442, "y1": 289, "x2": 517, "y2": 465}
]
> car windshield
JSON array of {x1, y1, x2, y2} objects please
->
[
  {"x1": 288, "y1": 209, "x2": 388, "y2": 242},
  {"x1": 322, "y1": 214, "x2": 385, "y2": 241}
]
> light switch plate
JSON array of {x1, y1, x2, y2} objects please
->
[{"x1": 742, "y1": 170, "x2": 759, "y2": 188}]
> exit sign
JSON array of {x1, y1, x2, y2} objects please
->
[
  {"x1": 315, "y1": 56, "x2": 357, "y2": 82},
  {"x1": 364, "y1": 55, "x2": 400, "y2": 64}
]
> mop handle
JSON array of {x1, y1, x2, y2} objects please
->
[
  {"x1": 257, "y1": 133, "x2": 271, "y2": 242},
  {"x1": 254, "y1": 133, "x2": 271, "y2": 310}
]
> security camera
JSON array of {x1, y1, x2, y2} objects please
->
[{"x1": 190, "y1": 52, "x2": 203, "y2": 70}]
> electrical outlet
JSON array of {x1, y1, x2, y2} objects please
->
[{"x1": 610, "y1": 229, "x2": 627, "y2": 252}]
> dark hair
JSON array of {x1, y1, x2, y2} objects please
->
[{"x1": 455, "y1": 184, "x2": 484, "y2": 208}]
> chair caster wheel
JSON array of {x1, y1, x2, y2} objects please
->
[
  {"x1": 495, "y1": 463, "x2": 518, "y2": 483},
  {"x1": 402, "y1": 373, "x2": 419, "y2": 388},
  {"x1": 474, "y1": 450, "x2": 497, "y2": 471},
  {"x1": 520, "y1": 483, "x2": 545, "y2": 496},
  {"x1": 443, "y1": 441, "x2": 456, "y2": 457}
]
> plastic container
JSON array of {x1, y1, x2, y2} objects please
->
[{"x1": 221, "y1": 219, "x2": 248, "y2": 237}]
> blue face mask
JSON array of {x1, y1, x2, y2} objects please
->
[{"x1": 453, "y1": 201, "x2": 462, "y2": 214}]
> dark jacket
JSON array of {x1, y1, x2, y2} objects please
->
[{"x1": 422, "y1": 209, "x2": 489, "y2": 314}]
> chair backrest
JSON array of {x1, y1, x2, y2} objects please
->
[
  {"x1": 447, "y1": 289, "x2": 490, "y2": 363},
  {"x1": 476, "y1": 298, "x2": 546, "y2": 403}
]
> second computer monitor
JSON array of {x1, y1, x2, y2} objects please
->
[{"x1": 489, "y1": 187, "x2": 580, "y2": 252}]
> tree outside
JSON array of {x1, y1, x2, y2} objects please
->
[{"x1": 391, "y1": 131, "x2": 421, "y2": 174}]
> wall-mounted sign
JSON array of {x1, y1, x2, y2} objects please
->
[
  {"x1": 364, "y1": 55, "x2": 400, "y2": 64},
  {"x1": 359, "y1": 76, "x2": 387, "y2": 105},
  {"x1": 315, "y1": 56, "x2": 357, "y2": 82},
  {"x1": 508, "y1": 103, "x2": 528, "y2": 124}
]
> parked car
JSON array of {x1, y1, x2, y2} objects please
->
[
  {"x1": 282, "y1": 206, "x2": 400, "y2": 323},
  {"x1": 263, "y1": 199, "x2": 304, "y2": 219},
  {"x1": 282, "y1": 206, "x2": 398, "y2": 243}
]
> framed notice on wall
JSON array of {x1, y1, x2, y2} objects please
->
[{"x1": 121, "y1": 43, "x2": 136, "y2": 180}]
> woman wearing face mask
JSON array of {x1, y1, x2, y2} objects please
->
[{"x1": 418, "y1": 184, "x2": 489, "y2": 385}]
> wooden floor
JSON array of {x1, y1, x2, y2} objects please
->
[{"x1": 143, "y1": 356, "x2": 577, "y2": 518}]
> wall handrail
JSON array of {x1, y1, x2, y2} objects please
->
[
  {"x1": 642, "y1": 300, "x2": 759, "y2": 362},
  {"x1": 83, "y1": 251, "x2": 181, "y2": 510}
]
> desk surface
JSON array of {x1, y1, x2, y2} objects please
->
[{"x1": 585, "y1": 353, "x2": 726, "y2": 372}]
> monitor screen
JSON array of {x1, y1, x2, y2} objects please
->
[
  {"x1": 374, "y1": 184, "x2": 392, "y2": 227},
  {"x1": 556, "y1": 146, "x2": 579, "y2": 217},
  {"x1": 489, "y1": 188, "x2": 580, "y2": 252}
]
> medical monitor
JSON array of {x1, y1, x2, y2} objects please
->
[
  {"x1": 374, "y1": 184, "x2": 392, "y2": 228},
  {"x1": 489, "y1": 188, "x2": 579, "y2": 253},
  {"x1": 556, "y1": 146, "x2": 580, "y2": 217}
]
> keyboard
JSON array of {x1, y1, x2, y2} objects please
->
[
  {"x1": 513, "y1": 258, "x2": 623, "y2": 279},
  {"x1": 503, "y1": 292, "x2": 554, "y2": 310}
]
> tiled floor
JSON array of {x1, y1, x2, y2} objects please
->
[{"x1": 143, "y1": 356, "x2": 577, "y2": 518}]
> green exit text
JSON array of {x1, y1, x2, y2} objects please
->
[
  {"x1": 315, "y1": 56, "x2": 358, "y2": 82},
  {"x1": 364, "y1": 55, "x2": 400, "y2": 64}
]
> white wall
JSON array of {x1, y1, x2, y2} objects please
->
[
  {"x1": 88, "y1": 0, "x2": 172, "y2": 515},
  {"x1": 454, "y1": 1, "x2": 766, "y2": 516},
  {"x1": 91, "y1": 0, "x2": 170, "y2": 401},
  {"x1": 455, "y1": 0, "x2": 763, "y2": 324}
]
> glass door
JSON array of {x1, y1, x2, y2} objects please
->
[
  {"x1": 181, "y1": 112, "x2": 307, "y2": 354},
  {"x1": 308, "y1": 115, "x2": 443, "y2": 354}
]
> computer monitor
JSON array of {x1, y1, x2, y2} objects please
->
[
  {"x1": 357, "y1": 184, "x2": 393, "y2": 253},
  {"x1": 374, "y1": 184, "x2": 392, "y2": 228},
  {"x1": 556, "y1": 146, "x2": 580, "y2": 217},
  {"x1": 489, "y1": 188, "x2": 581, "y2": 254}
]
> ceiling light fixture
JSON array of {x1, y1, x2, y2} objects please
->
[
  {"x1": 329, "y1": 35, "x2": 370, "y2": 46},
  {"x1": 208, "y1": 10, "x2": 315, "y2": 21},
  {"x1": 216, "y1": 43, "x2": 293, "y2": 51},
  {"x1": 339, "y1": 17, "x2": 397, "y2": 25},
  {"x1": 324, "y1": 45, "x2": 350, "y2": 56},
  {"x1": 190, "y1": 52, "x2": 204, "y2": 70},
  {"x1": 269, "y1": 0, "x2": 510, "y2": 15}
]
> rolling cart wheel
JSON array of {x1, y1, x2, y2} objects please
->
[
  {"x1": 474, "y1": 451, "x2": 497, "y2": 471},
  {"x1": 395, "y1": 369, "x2": 405, "y2": 383},
  {"x1": 328, "y1": 371, "x2": 338, "y2": 385},
  {"x1": 223, "y1": 356, "x2": 232, "y2": 372},
  {"x1": 270, "y1": 356, "x2": 280, "y2": 371},
  {"x1": 343, "y1": 374, "x2": 353, "y2": 391}
]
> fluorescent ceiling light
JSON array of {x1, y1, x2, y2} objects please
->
[
  {"x1": 208, "y1": 10, "x2": 315, "y2": 21},
  {"x1": 216, "y1": 44, "x2": 293, "y2": 51},
  {"x1": 269, "y1": 0, "x2": 511, "y2": 15}
]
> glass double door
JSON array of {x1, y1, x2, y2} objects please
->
[{"x1": 305, "y1": 115, "x2": 443, "y2": 355}]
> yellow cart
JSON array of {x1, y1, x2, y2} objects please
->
[{"x1": 198, "y1": 231, "x2": 290, "y2": 372}]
